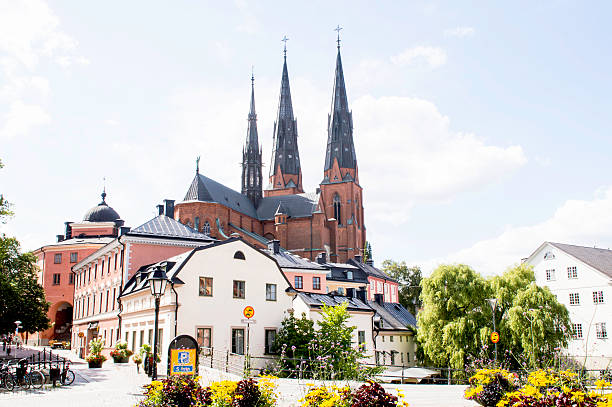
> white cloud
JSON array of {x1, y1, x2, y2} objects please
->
[
  {"x1": 418, "y1": 187, "x2": 612, "y2": 275},
  {"x1": 0, "y1": 100, "x2": 51, "y2": 139},
  {"x1": 444, "y1": 26, "x2": 476, "y2": 38},
  {"x1": 353, "y1": 95, "x2": 526, "y2": 223},
  {"x1": 391, "y1": 46, "x2": 447, "y2": 68},
  {"x1": 234, "y1": 0, "x2": 260, "y2": 34}
]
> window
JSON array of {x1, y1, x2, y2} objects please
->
[
  {"x1": 148, "y1": 329, "x2": 153, "y2": 345},
  {"x1": 333, "y1": 194, "x2": 342, "y2": 225},
  {"x1": 202, "y1": 221, "x2": 211, "y2": 235},
  {"x1": 54, "y1": 253, "x2": 62, "y2": 264},
  {"x1": 112, "y1": 288, "x2": 116, "y2": 310},
  {"x1": 567, "y1": 266, "x2": 578, "y2": 279},
  {"x1": 596, "y1": 323, "x2": 607, "y2": 339},
  {"x1": 390, "y1": 335, "x2": 394, "y2": 342},
  {"x1": 99, "y1": 292, "x2": 103, "y2": 313},
  {"x1": 265, "y1": 329, "x2": 277, "y2": 354},
  {"x1": 347, "y1": 271, "x2": 353, "y2": 280},
  {"x1": 358, "y1": 330, "x2": 366, "y2": 350},
  {"x1": 105, "y1": 290, "x2": 109, "y2": 312},
  {"x1": 197, "y1": 328, "x2": 212, "y2": 348},
  {"x1": 312, "y1": 277, "x2": 321, "y2": 290},
  {"x1": 69, "y1": 274, "x2": 74, "y2": 285},
  {"x1": 593, "y1": 291, "x2": 604, "y2": 304},
  {"x1": 266, "y1": 284, "x2": 277, "y2": 301},
  {"x1": 199, "y1": 277, "x2": 213, "y2": 297},
  {"x1": 544, "y1": 251, "x2": 555, "y2": 260},
  {"x1": 337, "y1": 287, "x2": 345, "y2": 295},
  {"x1": 157, "y1": 328, "x2": 163, "y2": 354},
  {"x1": 572, "y1": 323, "x2": 583, "y2": 339},
  {"x1": 406, "y1": 352, "x2": 410, "y2": 363},
  {"x1": 399, "y1": 336, "x2": 403, "y2": 342},
  {"x1": 114, "y1": 253, "x2": 118, "y2": 271},
  {"x1": 232, "y1": 328, "x2": 245, "y2": 354},
  {"x1": 294, "y1": 276, "x2": 303, "y2": 289},
  {"x1": 53, "y1": 273, "x2": 60, "y2": 285},
  {"x1": 382, "y1": 336, "x2": 385, "y2": 342},
  {"x1": 139, "y1": 330, "x2": 144, "y2": 348},
  {"x1": 233, "y1": 251, "x2": 246, "y2": 260},
  {"x1": 569, "y1": 293, "x2": 580, "y2": 305},
  {"x1": 70, "y1": 252, "x2": 78, "y2": 263},
  {"x1": 194, "y1": 217, "x2": 200, "y2": 231},
  {"x1": 390, "y1": 351, "x2": 396, "y2": 365},
  {"x1": 233, "y1": 281, "x2": 245, "y2": 299},
  {"x1": 110, "y1": 329, "x2": 113, "y2": 346},
  {"x1": 546, "y1": 269, "x2": 556, "y2": 281},
  {"x1": 131, "y1": 331, "x2": 137, "y2": 352},
  {"x1": 101, "y1": 260, "x2": 105, "y2": 275},
  {"x1": 94, "y1": 264, "x2": 97, "y2": 280}
]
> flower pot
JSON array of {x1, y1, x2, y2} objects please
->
[
  {"x1": 113, "y1": 356, "x2": 129, "y2": 363},
  {"x1": 88, "y1": 360, "x2": 102, "y2": 368}
]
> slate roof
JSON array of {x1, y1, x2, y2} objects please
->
[
  {"x1": 265, "y1": 250, "x2": 327, "y2": 271},
  {"x1": 368, "y1": 300, "x2": 417, "y2": 330},
  {"x1": 120, "y1": 252, "x2": 191, "y2": 298},
  {"x1": 549, "y1": 242, "x2": 612, "y2": 279},
  {"x1": 297, "y1": 292, "x2": 372, "y2": 312},
  {"x1": 323, "y1": 261, "x2": 369, "y2": 283},
  {"x1": 38, "y1": 237, "x2": 114, "y2": 249},
  {"x1": 256, "y1": 193, "x2": 320, "y2": 220},
  {"x1": 184, "y1": 173, "x2": 258, "y2": 218},
  {"x1": 130, "y1": 215, "x2": 216, "y2": 241},
  {"x1": 348, "y1": 259, "x2": 398, "y2": 283}
]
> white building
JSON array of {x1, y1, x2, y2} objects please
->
[
  {"x1": 119, "y1": 238, "x2": 294, "y2": 370},
  {"x1": 525, "y1": 242, "x2": 611, "y2": 370}
]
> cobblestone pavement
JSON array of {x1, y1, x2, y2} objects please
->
[{"x1": 0, "y1": 347, "x2": 478, "y2": 407}]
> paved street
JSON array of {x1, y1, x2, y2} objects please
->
[{"x1": 0, "y1": 347, "x2": 478, "y2": 407}]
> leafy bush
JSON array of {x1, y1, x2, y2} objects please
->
[
  {"x1": 352, "y1": 381, "x2": 400, "y2": 407},
  {"x1": 300, "y1": 384, "x2": 352, "y2": 407},
  {"x1": 464, "y1": 368, "x2": 517, "y2": 406},
  {"x1": 300, "y1": 382, "x2": 409, "y2": 407}
]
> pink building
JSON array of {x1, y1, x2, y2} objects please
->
[
  {"x1": 32, "y1": 191, "x2": 124, "y2": 345},
  {"x1": 71, "y1": 200, "x2": 215, "y2": 359}
]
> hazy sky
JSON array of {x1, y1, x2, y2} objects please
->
[{"x1": 2, "y1": 0, "x2": 612, "y2": 274}]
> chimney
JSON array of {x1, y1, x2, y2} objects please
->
[
  {"x1": 346, "y1": 288, "x2": 355, "y2": 298},
  {"x1": 157, "y1": 204, "x2": 164, "y2": 216},
  {"x1": 316, "y1": 252, "x2": 327, "y2": 264},
  {"x1": 164, "y1": 199, "x2": 175, "y2": 218},
  {"x1": 120, "y1": 226, "x2": 131, "y2": 236},
  {"x1": 267, "y1": 240, "x2": 280, "y2": 254},
  {"x1": 374, "y1": 293, "x2": 384, "y2": 305},
  {"x1": 354, "y1": 254, "x2": 363, "y2": 263},
  {"x1": 356, "y1": 287, "x2": 367, "y2": 302},
  {"x1": 56, "y1": 235, "x2": 64, "y2": 243},
  {"x1": 64, "y1": 222, "x2": 72, "y2": 239}
]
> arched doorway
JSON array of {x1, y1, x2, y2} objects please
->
[{"x1": 53, "y1": 301, "x2": 73, "y2": 341}]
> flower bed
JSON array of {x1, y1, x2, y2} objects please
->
[{"x1": 464, "y1": 368, "x2": 612, "y2": 407}]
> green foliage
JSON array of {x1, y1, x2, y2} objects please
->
[
  {"x1": 417, "y1": 263, "x2": 572, "y2": 370},
  {"x1": 0, "y1": 159, "x2": 13, "y2": 223},
  {"x1": 381, "y1": 260, "x2": 422, "y2": 315},
  {"x1": 0, "y1": 235, "x2": 50, "y2": 335},
  {"x1": 273, "y1": 310, "x2": 315, "y2": 360}
]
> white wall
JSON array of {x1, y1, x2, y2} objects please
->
[
  {"x1": 528, "y1": 243, "x2": 611, "y2": 369},
  {"x1": 375, "y1": 331, "x2": 416, "y2": 367}
]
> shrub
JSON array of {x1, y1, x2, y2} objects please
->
[
  {"x1": 300, "y1": 382, "x2": 408, "y2": 407},
  {"x1": 351, "y1": 381, "x2": 399, "y2": 407},
  {"x1": 464, "y1": 368, "x2": 517, "y2": 406},
  {"x1": 232, "y1": 379, "x2": 262, "y2": 406},
  {"x1": 86, "y1": 338, "x2": 107, "y2": 364},
  {"x1": 138, "y1": 375, "x2": 211, "y2": 407}
]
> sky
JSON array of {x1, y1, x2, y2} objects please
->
[{"x1": 2, "y1": 0, "x2": 612, "y2": 275}]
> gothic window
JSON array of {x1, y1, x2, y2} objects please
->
[
  {"x1": 250, "y1": 173, "x2": 254, "y2": 187},
  {"x1": 194, "y1": 217, "x2": 200, "y2": 231},
  {"x1": 202, "y1": 221, "x2": 211, "y2": 235},
  {"x1": 333, "y1": 194, "x2": 342, "y2": 225}
]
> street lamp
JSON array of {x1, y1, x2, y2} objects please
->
[
  {"x1": 148, "y1": 265, "x2": 168, "y2": 381},
  {"x1": 486, "y1": 299, "x2": 498, "y2": 363}
]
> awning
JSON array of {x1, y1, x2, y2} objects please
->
[{"x1": 87, "y1": 322, "x2": 99, "y2": 330}]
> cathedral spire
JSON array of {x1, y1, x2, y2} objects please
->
[
  {"x1": 267, "y1": 38, "x2": 303, "y2": 195},
  {"x1": 324, "y1": 38, "x2": 357, "y2": 177},
  {"x1": 242, "y1": 73, "x2": 263, "y2": 206}
]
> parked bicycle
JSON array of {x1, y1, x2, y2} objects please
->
[
  {"x1": 25, "y1": 362, "x2": 45, "y2": 389},
  {"x1": 61, "y1": 361, "x2": 75, "y2": 386},
  {"x1": 0, "y1": 361, "x2": 15, "y2": 391}
]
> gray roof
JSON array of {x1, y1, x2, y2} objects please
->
[
  {"x1": 121, "y1": 252, "x2": 191, "y2": 297},
  {"x1": 256, "y1": 193, "x2": 320, "y2": 220},
  {"x1": 37, "y1": 236, "x2": 114, "y2": 249},
  {"x1": 549, "y1": 242, "x2": 612, "y2": 279},
  {"x1": 265, "y1": 250, "x2": 327, "y2": 271},
  {"x1": 297, "y1": 292, "x2": 372, "y2": 312},
  {"x1": 369, "y1": 300, "x2": 417, "y2": 330},
  {"x1": 83, "y1": 191, "x2": 121, "y2": 222},
  {"x1": 130, "y1": 215, "x2": 216, "y2": 241},
  {"x1": 184, "y1": 173, "x2": 258, "y2": 218},
  {"x1": 348, "y1": 259, "x2": 397, "y2": 283}
]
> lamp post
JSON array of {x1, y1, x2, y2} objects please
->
[
  {"x1": 486, "y1": 299, "x2": 498, "y2": 363},
  {"x1": 148, "y1": 265, "x2": 168, "y2": 381},
  {"x1": 14, "y1": 321, "x2": 22, "y2": 358}
]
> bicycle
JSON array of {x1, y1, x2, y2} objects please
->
[
  {"x1": 60, "y1": 361, "x2": 75, "y2": 386},
  {"x1": 25, "y1": 364, "x2": 45, "y2": 389},
  {"x1": 11, "y1": 359, "x2": 31, "y2": 390},
  {"x1": 0, "y1": 362, "x2": 15, "y2": 391}
]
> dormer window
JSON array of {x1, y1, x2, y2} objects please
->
[
  {"x1": 234, "y1": 251, "x2": 246, "y2": 260},
  {"x1": 347, "y1": 271, "x2": 353, "y2": 280},
  {"x1": 544, "y1": 251, "x2": 555, "y2": 260}
]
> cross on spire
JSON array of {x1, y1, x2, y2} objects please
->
[
  {"x1": 251, "y1": 65, "x2": 254, "y2": 85},
  {"x1": 282, "y1": 35, "x2": 289, "y2": 57},
  {"x1": 196, "y1": 156, "x2": 200, "y2": 174},
  {"x1": 334, "y1": 25, "x2": 343, "y2": 49}
]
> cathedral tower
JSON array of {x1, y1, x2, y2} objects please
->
[
  {"x1": 319, "y1": 33, "x2": 366, "y2": 263},
  {"x1": 265, "y1": 41, "x2": 303, "y2": 197},
  {"x1": 241, "y1": 74, "x2": 263, "y2": 206}
]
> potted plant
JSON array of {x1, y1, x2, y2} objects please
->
[
  {"x1": 132, "y1": 353, "x2": 142, "y2": 373},
  {"x1": 110, "y1": 341, "x2": 133, "y2": 363},
  {"x1": 86, "y1": 338, "x2": 107, "y2": 368},
  {"x1": 140, "y1": 344, "x2": 161, "y2": 376}
]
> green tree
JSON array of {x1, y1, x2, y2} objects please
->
[
  {"x1": 0, "y1": 235, "x2": 50, "y2": 335},
  {"x1": 0, "y1": 159, "x2": 14, "y2": 223},
  {"x1": 417, "y1": 264, "x2": 491, "y2": 369},
  {"x1": 272, "y1": 310, "x2": 315, "y2": 374},
  {"x1": 381, "y1": 260, "x2": 422, "y2": 315}
]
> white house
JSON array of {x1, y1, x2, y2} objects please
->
[
  {"x1": 525, "y1": 242, "x2": 611, "y2": 370},
  {"x1": 119, "y1": 238, "x2": 294, "y2": 370}
]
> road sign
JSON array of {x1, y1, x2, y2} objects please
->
[
  {"x1": 167, "y1": 334, "x2": 199, "y2": 376},
  {"x1": 491, "y1": 331, "x2": 500, "y2": 344},
  {"x1": 241, "y1": 319, "x2": 256, "y2": 324},
  {"x1": 243, "y1": 306, "x2": 255, "y2": 319}
]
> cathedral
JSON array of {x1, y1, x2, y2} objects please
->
[{"x1": 174, "y1": 41, "x2": 365, "y2": 263}]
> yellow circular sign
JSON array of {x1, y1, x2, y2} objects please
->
[
  {"x1": 491, "y1": 331, "x2": 500, "y2": 344},
  {"x1": 243, "y1": 306, "x2": 255, "y2": 319}
]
